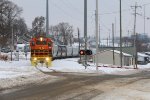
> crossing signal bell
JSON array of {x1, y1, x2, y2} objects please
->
[{"x1": 79, "y1": 50, "x2": 92, "y2": 55}]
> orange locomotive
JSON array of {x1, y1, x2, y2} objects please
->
[{"x1": 30, "y1": 36, "x2": 53, "y2": 67}]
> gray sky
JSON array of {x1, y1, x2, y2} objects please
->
[{"x1": 10, "y1": 0, "x2": 150, "y2": 38}]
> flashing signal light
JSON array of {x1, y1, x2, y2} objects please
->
[
  {"x1": 79, "y1": 50, "x2": 85, "y2": 55},
  {"x1": 79, "y1": 50, "x2": 92, "y2": 55}
]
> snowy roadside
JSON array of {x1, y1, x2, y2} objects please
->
[
  {"x1": 0, "y1": 72, "x2": 61, "y2": 91},
  {"x1": 0, "y1": 60, "x2": 62, "y2": 90},
  {"x1": 51, "y1": 58, "x2": 150, "y2": 75},
  {"x1": 0, "y1": 57, "x2": 150, "y2": 90}
]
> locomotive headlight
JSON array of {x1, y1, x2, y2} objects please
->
[
  {"x1": 40, "y1": 37, "x2": 43, "y2": 41},
  {"x1": 33, "y1": 57, "x2": 37, "y2": 61},
  {"x1": 46, "y1": 57, "x2": 49, "y2": 61}
]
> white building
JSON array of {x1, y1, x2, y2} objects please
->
[{"x1": 93, "y1": 50, "x2": 133, "y2": 66}]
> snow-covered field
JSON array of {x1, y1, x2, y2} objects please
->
[{"x1": 0, "y1": 52, "x2": 150, "y2": 90}]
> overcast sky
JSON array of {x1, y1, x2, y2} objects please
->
[{"x1": 10, "y1": 0, "x2": 150, "y2": 38}]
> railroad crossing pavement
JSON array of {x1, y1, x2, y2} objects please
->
[{"x1": 1, "y1": 70, "x2": 150, "y2": 100}]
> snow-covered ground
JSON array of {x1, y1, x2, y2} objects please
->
[
  {"x1": 0, "y1": 58, "x2": 137, "y2": 79},
  {"x1": 0, "y1": 52, "x2": 150, "y2": 90}
]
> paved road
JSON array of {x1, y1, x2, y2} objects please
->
[{"x1": 0, "y1": 70, "x2": 150, "y2": 100}]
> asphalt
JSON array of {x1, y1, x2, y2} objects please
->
[{"x1": 0, "y1": 70, "x2": 150, "y2": 100}]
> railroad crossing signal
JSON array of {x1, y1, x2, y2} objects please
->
[
  {"x1": 79, "y1": 50, "x2": 85, "y2": 55},
  {"x1": 79, "y1": 50, "x2": 92, "y2": 55},
  {"x1": 86, "y1": 50, "x2": 92, "y2": 55}
]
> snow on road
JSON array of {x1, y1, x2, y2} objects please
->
[{"x1": 0, "y1": 56, "x2": 150, "y2": 90}]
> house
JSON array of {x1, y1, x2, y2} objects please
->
[{"x1": 93, "y1": 50, "x2": 133, "y2": 66}]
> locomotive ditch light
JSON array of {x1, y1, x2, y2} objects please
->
[
  {"x1": 46, "y1": 57, "x2": 49, "y2": 61},
  {"x1": 33, "y1": 57, "x2": 37, "y2": 61}
]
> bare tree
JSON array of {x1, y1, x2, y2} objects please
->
[
  {"x1": 13, "y1": 18, "x2": 28, "y2": 43},
  {"x1": 50, "y1": 22, "x2": 73, "y2": 45},
  {"x1": 32, "y1": 16, "x2": 45, "y2": 37},
  {"x1": 0, "y1": 0, "x2": 22, "y2": 47}
]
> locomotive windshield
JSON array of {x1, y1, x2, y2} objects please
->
[
  {"x1": 48, "y1": 42, "x2": 51, "y2": 46},
  {"x1": 36, "y1": 41, "x2": 47, "y2": 45}
]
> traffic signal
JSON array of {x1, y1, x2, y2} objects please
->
[{"x1": 79, "y1": 50, "x2": 92, "y2": 55}]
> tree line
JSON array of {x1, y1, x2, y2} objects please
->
[
  {"x1": 0, "y1": 0, "x2": 74, "y2": 48},
  {"x1": 31, "y1": 16, "x2": 74, "y2": 45},
  {"x1": 0, "y1": 0, "x2": 27, "y2": 48}
]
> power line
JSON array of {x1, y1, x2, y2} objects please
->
[
  {"x1": 61, "y1": 0, "x2": 83, "y2": 14},
  {"x1": 51, "y1": 0, "x2": 82, "y2": 23},
  {"x1": 100, "y1": 21, "x2": 111, "y2": 31},
  {"x1": 142, "y1": 2, "x2": 150, "y2": 6},
  {"x1": 83, "y1": 9, "x2": 131, "y2": 17},
  {"x1": 58, "y1": 0, "x2": 82, "y2": 17},
  {"x1": 99, "y1": 9, "x2": 131, "y2": 15}
]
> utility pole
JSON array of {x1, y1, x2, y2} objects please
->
[
  {"x1": 144, "y1": 5, "x2": 146, "y2": 34},
  {"x1": 128, "y1": 30, "x2": 130, "y2": 46},
  {"x1": 78, "y1": 28, "x2": 80, "y2": 54},
  {"x1": 99, "y1": 24, "x2": 100, "y2": 46},
  {"x1": 115, "y1": 17, "x2": 117, "y2": 36},
  {"x1": 119, "y1": 0, "x2": 123, "y2": 68},
  {"x1": 143, "y1": 4, "x2": 150, "y2": 35},
  {"x1": 107, "y1": 38, "x2": 108, "y2": 47},
  {"x1": 11, "y1": 25, "x2": 13, "y2": 61},
  {"x1": 95, "y1": 0, "x2": 99, "y2": 70},
  {"x1": 131, "y1": 2, "x2": 141, "y2": 69},
  {"x1": 112, "y1": 23, "x2": 115, "y2": 65},
  {"x1": 84, "y1": 0, "x2": 87, "y2": 68},
  {"x1": 109, "y1": 31, "x2": 111, "y2": 46},
  {"x1": 46, "y1": 0, "x2": 49, "y2": 37},
  {"x1": 78, "y1": 28, "x2": 81, "y2": 61}
]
